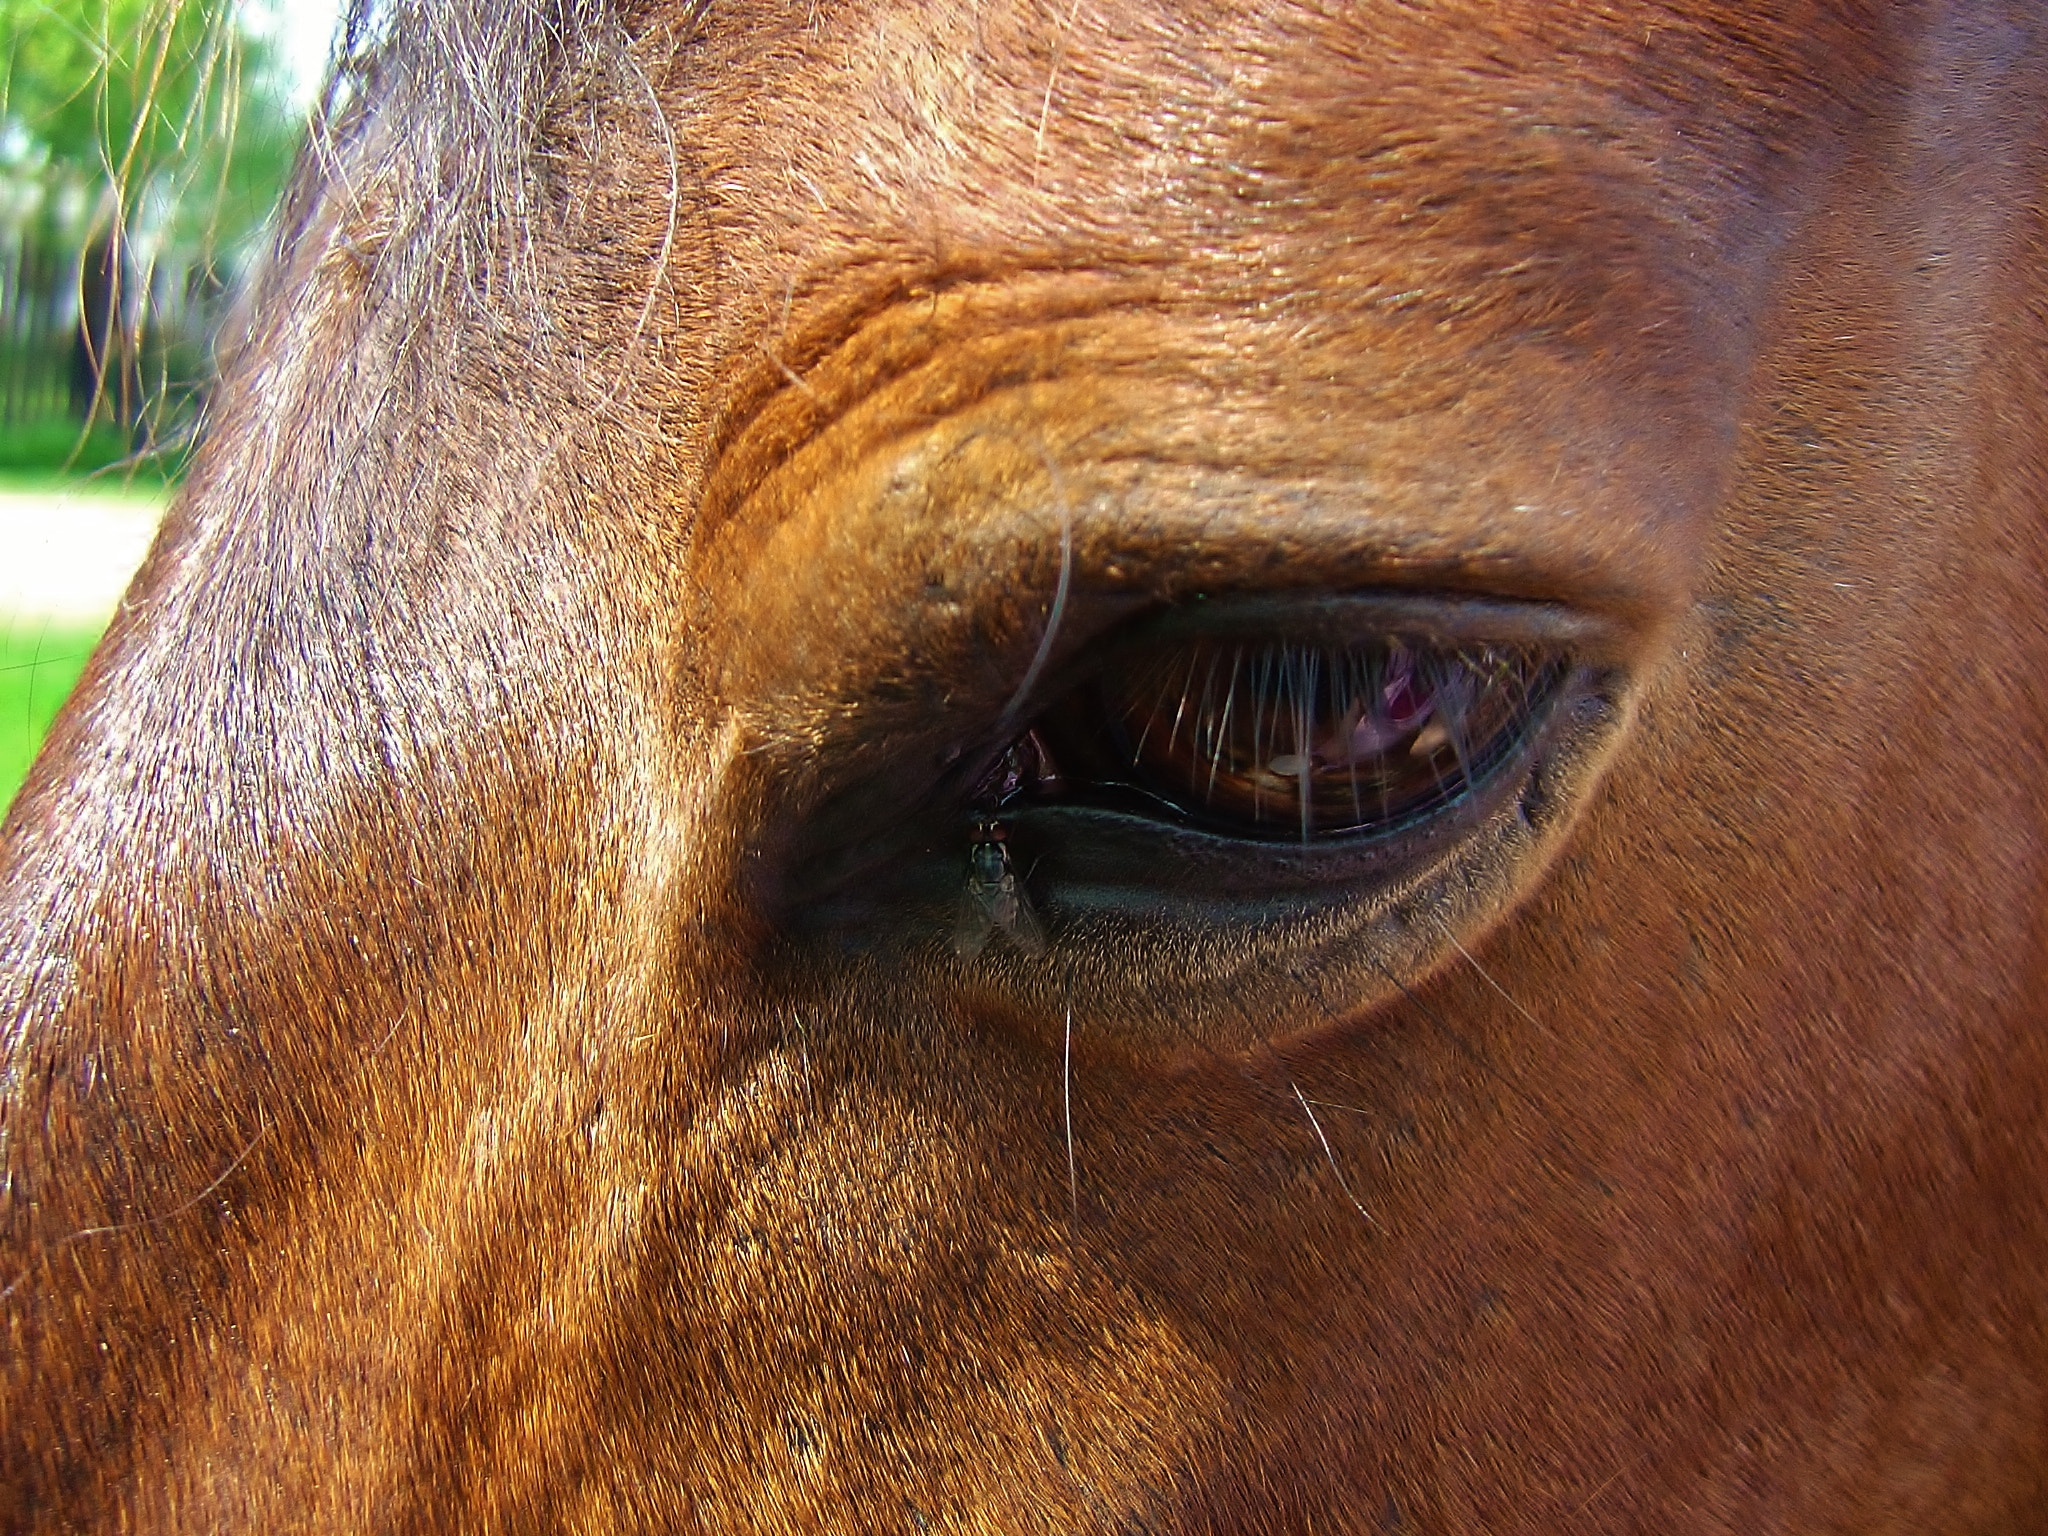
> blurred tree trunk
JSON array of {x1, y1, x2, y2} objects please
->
[{"x1": 71, "y1": 227, "x2": 138, "y2": 429}]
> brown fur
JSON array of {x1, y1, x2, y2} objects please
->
[{"x1": 5, "y1": 0, "x2": 2048, "y2": 1529}]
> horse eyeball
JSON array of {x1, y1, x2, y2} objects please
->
[{"x1": 1031, "y1": 635, "x2": 1564, "y2": 841}]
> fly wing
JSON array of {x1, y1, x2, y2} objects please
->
[
  {"x1": 999, "y1": 883, "x2": 1047, "y2": 957},
  {"x1": 953, "y1": 886, "x2": 996, "y2": 959}
]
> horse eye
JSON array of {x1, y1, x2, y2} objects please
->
[{"x1": 1022, "y1": 634, "x2": 1565, "y2": 841}]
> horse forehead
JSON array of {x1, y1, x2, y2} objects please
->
[
  {"x1": 673, "y1": 0, "x2": 1877, "y2": 242},
  {"x1": 646, "y1": 0, "x2": 1883, "y2": 512}
]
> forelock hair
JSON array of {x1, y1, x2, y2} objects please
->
[{"x1": 256, "y1": 0, "x2": 650, "y2": 354}]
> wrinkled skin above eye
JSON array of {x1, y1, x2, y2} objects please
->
[{"x1": 1031, "y1": 635, "x2": 1564, "y2": 840}]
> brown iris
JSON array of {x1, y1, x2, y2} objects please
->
[{"x1": 1033, "y1": 636, "x2": 1559, "y2": 840}]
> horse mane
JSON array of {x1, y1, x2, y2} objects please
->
[{"x1": 231, "y1": 0, "x2": 648, "y2": 383}]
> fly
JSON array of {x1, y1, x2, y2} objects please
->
[
  {"x1": 953, "y1": 731, "x2": 1057, "y2": 959},
  {"x1": 954, "y1": 817, "x2": 1046, "y2": 959}
]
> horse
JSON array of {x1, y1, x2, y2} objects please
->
[{"x1": 5, "y1": 0, "x2": 2046, "y2": 1527}]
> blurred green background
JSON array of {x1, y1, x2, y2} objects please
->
[{"x1": 0, "y1": 0, "x2": 327, "y2": 813}]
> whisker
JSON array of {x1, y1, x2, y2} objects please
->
[
  {"x1": 1063, "y1": 1001, "x2": 1078, "y2": 1227},
  {"x1": 1295, "y1": 643, "x2": 1318, "y2": 843},
  {"x1": 1371, "y1": 953, "x2": 1608, "y2": 1193},
  {"x1": 1167, "y1": 647, "x2": 1198, "y2": 756},
  {"x1": 1297, "y1": 1095, "x2": 1385, "y2": 1119},
  {"x1": 1440, "y1": 919, "x2": 1546, "y2": 1033},
  {"x1": 1245, "y1": 644, "x2": 1266, "y2": 819},
  {"x1": 1129, "y1": 653, "x2": 1175, "y2": 762},
  {"x1": 1207, "y1": 645, "x2": 1241, "y2": 806},
  {"x1": 1343, "y1": 650, "x2": 1365, "y2": 826},
  {"x1": 1292, "y1": 1082, "x2": 1374, "y2": 1225},
  {"x1": 995, "y1": 446, "x2": 1074, "y2": 736},
  {"x1": 0, "y1": 1110, "x2": 270, "y2": 1304},
  {"x1": 1188, "y1": 645, "x2": 1222, "y2": 769}
]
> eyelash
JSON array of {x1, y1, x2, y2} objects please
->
[{"x1": 974, "y1": 633, "x2": 1565, "y2": 843}]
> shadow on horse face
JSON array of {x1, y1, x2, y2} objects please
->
[{"x1": 5, "y1": 0, "x2": 2047, "y2": 1528}]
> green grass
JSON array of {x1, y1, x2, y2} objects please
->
[
  {"x1": 1, "y1": 620, "x2": 103, "y2": 816},
  {"x1": 0, "y1": 419, "x2": 188, "y2": 491},
  {"x1": 0, "y1": 419, "x2": 180, "y2": 816}
]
